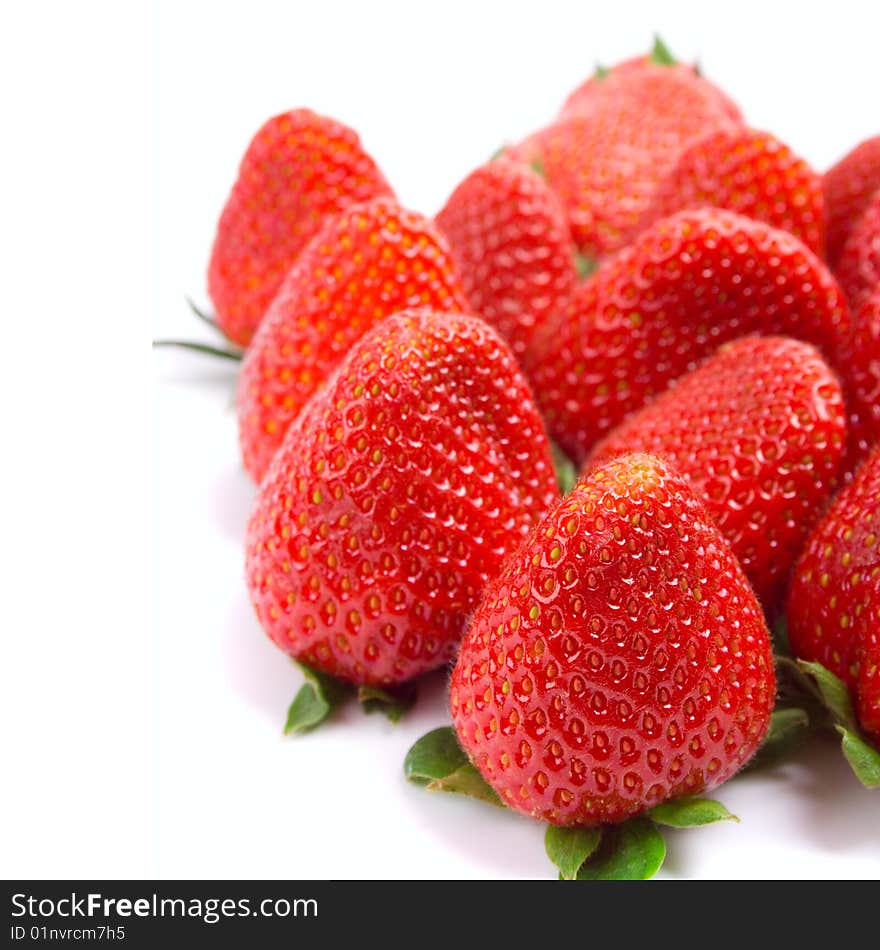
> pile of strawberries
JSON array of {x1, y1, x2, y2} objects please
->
[{"x1": 160, "y1": 39, "x2": 880, "y2": 878}]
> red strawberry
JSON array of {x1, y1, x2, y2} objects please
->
[
  {"x1": 588, "y1": 337, "x2": 845, "y2": 611},
  {"x1": 450, "y1": 453, "x2": 775, "y2": 826},
  {"x1": 509, "y1": 68, "x2": 741, "y2": 259},
  {"x1": 787, "y1": 445, "x2": 880, "y2": 742},
  {"x1": 208, "y1": 110, "x2": 393, "y2": 346},
  {"x1": 823, "y1": 135, "x2": 880, "y2": 266},
  {"x1": 246, "y1": 309, "x2": 559, "y2": 687},
  {"x1": 559, "y1": 39, "x2": 741, "y2": 125},
  {"x1": 640, "y1": 127, "x2": 825, "y2": 256},
  {"x1": 527, "y1": 209, "x2": 852, "y2": 465},
  {"x1": 435, "y1": 157, "x2": 578, "y2": 362},
  {"x1": 835, "y1": 187, "x2": 880, "y2": 310},
  {"x1": 833, "y1": 287, "x2": 880, "y2": 468},
  {"x1": 238, "y1": 196, "x2": 468, "y2": 483},
  {"x1": 861, "y1": 625, "x2": 880, "y2": 741}
]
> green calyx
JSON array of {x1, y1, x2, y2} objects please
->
[
  {"x1": 152, "y1": 296, "x2": 244, "y2": 361},
  {"x1": 284, "y1": 662, "x2": 419, "y2": 734},
  {"x1": 649, "y1": 35, "x2": 677, "y2": 66},
  {"x1": 403, "y1": 727, "x2": 502, "y2": 805},
  {"x1": 550, "y1": 441, "x2": 578, "y2": 496},
  {"x1": 574, "y1": 251, "x2": 599, "y2": 280},
  {"x1": 152, "y1": 340, "x2": 243, "y2": 361},
  {"x1": 405, "y1": 726, "x2": 737, "y2": 880},
  {"x1": 284, "y1": 662, "x2": 354, "y2": 734},
  {"x1": 357, "y1": 682, "x2": 418, "y2": 723},
  {"x1": 782, "y1": 658, "x2": 880, "y2": 787}
]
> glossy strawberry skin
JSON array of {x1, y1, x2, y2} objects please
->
[
  {"x1": 787, "y1": 446, "x2": 880, "y2": 742},
  {"x1": 860, "y1": 621, "x2": 880, "y2": 741},
  {"x1": 642, "y1": 128, "x2": 825, "y2": 256},
  {"x1": 834, "y1": 288, "x2": 880, "y2": 469},
  {"x1": 435, "y1": 157, "x2": 578, "y2": 363},
  {"x1": 238, "y1": 196, "x2": 468, "y2": 483},
  {"x1": 823, "y1": 136, "x2": 880, "y2": 266},
  {"x1": 450, "y1": 454, "x2": 774, "y2": 826},
  {"x1": 246, "y1": 309, "x2": 559, "y2": 687},
  {"x1": 510, "y1": 67, "x2": 741, "y2": 258},
  {"x1": 527, "y1": 209, "x2": 852, "y2": 465},
  {"x1": 208, "y1": 110, "x2": 393, "y2": 346},
  {"x1": 588, "y1": 337, "x2": 845, "y2": 612},
  {"x1": 835, "y1": 188, "x2": 880, "y2": 311}
]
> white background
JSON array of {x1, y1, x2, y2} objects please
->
[{"x1": 2, "y1": 0, "x2": 879, "y2": 879}]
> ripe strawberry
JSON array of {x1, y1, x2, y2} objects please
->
[
  {"x1": 238, "y1": 196, "x2": 468, "y2": 483},
  {"x1": 834, "y1": 187, "x2": 880, "y2": 311},
  {"x1": 435, "y1": 156, "x2": 578, "y2": 362},
  {"x1": 787, "y1": 445, "x2": 880, "y2": 742},
  {"x1": 450, "y1": 453, "x2": 775, "y2": 826},
  {"x1": 208, "y1": 109, "x2": 393, "y2": 347},
  {"x1": 833, "y1": 287, "x2": 880, "y2": 468},
  {"x1": 509, "y1": 68, "x2": 741, "y2": 259},
  {"x1": 246, "y1": 309, "x2": 559, "y2": 687},
  {"x1": 641, "y1": 127, "x2": 825, "y2": 255},
  {"x1": 823, "y1": 135, "x2": 880, "y2": 266},
  {"x1": 588, "y1": 337, "x2": 845, "y2": 612},
  {"x1": 861, "y1": 625, "x2": 880, "y2": 741},
  {"x1": 559, "y1": 38, "x2": 741, "y2": 125},
  {"x1": 526, "y1": 209, "x2": 852, "y2": 465}
]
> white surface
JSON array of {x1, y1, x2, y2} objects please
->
[{"x1": 2, "y1": 0, "x2": 879, "y2": 879}]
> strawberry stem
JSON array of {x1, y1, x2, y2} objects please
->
[
  {"x1": 152, "y1": 340, "x2": 243, "y2": 361},
  {"x1": 186, "y1": 296, "x2": 220, "y2": 331}
]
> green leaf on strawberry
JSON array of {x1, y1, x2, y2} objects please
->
[
  {"x1": 649, "y1": 796, "x2": 738, "y2": 827},
  {"x1": 185, "y1": 296, "x2": 220, "y2": 331},
  {"x1": 593, "y1": 63, "x2": 609, "y2": 81},
  {"x1": 151, "y1": 296, "x2": 245, "y2": 361},
  {"x1": 574, "y1": 251, "x2": 598, "y2": 280},
  {"x1": 747, "y1": 706, "x2": 812, "y2": 770},
  {"x1": 837, "y1": 727, "x2": 880, "y2": 788},
  {"x1": 649, "y1": 35, "x2": 677, "y2": 66},
  {"x1": 284, "y1": 661, "x2": 354, "y2": 735},
  {"x1": 576, "y1": 819, "x2": 666, "y2": 880},
  {"x1": 545, "y1": 826, "x2": 603, "y2": 880},
  {"x1": 358, "y1": 682, "x2": 418, "y2": 723},
  {"x1": 771, "y1": 615, "x2": 792, "y2": 655},
  {"x1": 550, "y1": 441, "x2": 578, "y2": 495},
  {"x1": 795, "y1": 660, "x2": 859, "y2": 730},
  {"x1": 152, "y1": 339, "x2": 244, "y2": 361},
  {"x1": 779, "y1": 658, "x2": 880, "y2": 787},
  {"x1": 404, "y1": 727, "x2": 502, "y2": 806}
]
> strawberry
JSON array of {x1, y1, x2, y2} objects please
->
[
  {"x1": 237, "y1": 196, "x2": 468, "y2": 483},
  {"x1": 640, "y1": 127, "x2": 825, "y2": 256},
  {"x1": 559, "y1": 37, "x2": 741, "y2": 125},
  {"x1": 834, "y1": 288, "x2": 880, "y2": 469},
  {"x1": 823, "y1": 135, "x2": 880, "y2": 266},
  {"x1": 450, "y1": 453, "x2": 775, "y2": 826},
  {"x1": 787, "y1": 445, "x2": 880, "y2": 742},
  {"x1": 527, "y1": 209, "x2": 852, "y2": 466},
  {"x1": 587, "y1": 337, "x2": 846, "y2": 612},
  {"x1": 861, "y1": 624, "x2": 880, "y2": 741},
  {"x1": 208, "y1": 109, "x2": 393, "y2": 347},
  {"x1": 435, "y1": 156, "x2": 578, "y2": 362},
  {"x1": 834, "y1": 187, "x2": 880, "y2": 311},
  {"x1": 509, "y1": 64, "x2": 741, "y2": 259},
  {"x1": 246, "y1": 308, "x2": 559, "y2": 687}
]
